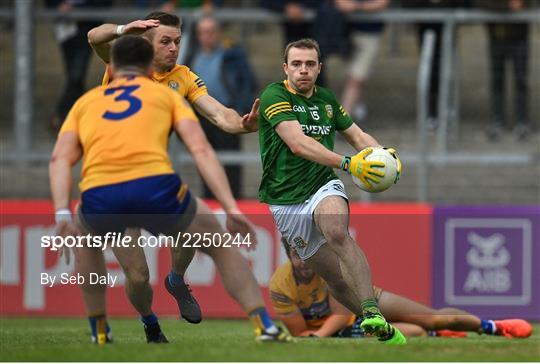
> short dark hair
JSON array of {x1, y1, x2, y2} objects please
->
[
  {"x1": 144, "y1": 11, "x2": 182, "y2": 28},
  {"x1": 284, "y1": 38, "x2": 321, "y2": 64},
  {"x1": 111, "y1": 35, "x2": 154, "y2": 70}
]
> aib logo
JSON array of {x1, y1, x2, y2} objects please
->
[
  {"x1": 463, "y1": 232, "x2": 511, "y2": 293},
  {"x1": 442, "y1": 217, "x2": 533, "y2": 306}
]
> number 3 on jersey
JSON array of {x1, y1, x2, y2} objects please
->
[{"x1": 103, "y1": 85, "x2": 142, "y2": 121}]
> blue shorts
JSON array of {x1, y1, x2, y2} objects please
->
[{"x1": 79, "y1": 174, "x2": 196, "y2": 236}]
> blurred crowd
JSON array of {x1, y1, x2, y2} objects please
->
[
  {"x1": 38, "y1": 0, "x2": 537, "y2": 146},
  {"x1": 23, "y1": 0, "x2": 533, "y2": 198},
  {"x1": 261, "y1": 0, "x2": 535, "y2": 141}
]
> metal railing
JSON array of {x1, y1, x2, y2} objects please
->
[
  {"x1": 417, "y1": 30, "x2": 435, "y2": 203},
  {"x1": 2, "y1": 6, "x2": 540, "y2": 22}
]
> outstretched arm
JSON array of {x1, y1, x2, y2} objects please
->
[
  {"x1": 87, "y1": 19, "x2": 160, "y2": 63},
  {"x1": 193, "y1": 94, "x2": 259, "y2": 134}
]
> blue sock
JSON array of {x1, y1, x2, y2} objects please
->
[
  {"x1": 168, "y1": 270, "x2": 184, "y2": 287},
  {"x1": 248, "y1": 307, "x2": 277, "y2": 333},
  {"x1": 481, "y1": 319, "x2": 496, "y2": 334},
  {"x1": 88, "y1": 315, "x2": 111, "y2": 339},
  {"x1": 141, "y1": 313, "x2": 159, "y2": 326}
]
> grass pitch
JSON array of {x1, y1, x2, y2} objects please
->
[{"x1": 1, "y1": 318, "x2": 539, "y2": 362}]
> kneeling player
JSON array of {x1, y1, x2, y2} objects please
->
[{"x1": 271, "y1": 239, "x2": 533, "y2": 339}]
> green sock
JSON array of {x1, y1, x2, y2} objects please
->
[{"x1": 361, "y1": 298, "x2": 382, "y2": 318}]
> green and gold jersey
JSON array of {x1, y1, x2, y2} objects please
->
[{"x1": 258, "y1": 80, "x2": 353, "y2": 205}]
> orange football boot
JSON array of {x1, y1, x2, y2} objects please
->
[{"x1": 494, "y1": 319, "x2": 533, "y2": 338}]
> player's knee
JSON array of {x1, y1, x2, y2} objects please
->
[
  {"x1": 208, "y1": 245, "x2": 246, "y2": 267},
  {"x1": 124, "y1": 268, "x2": 150, "y2": 288},
  {"x1": 322, "y1": 226, "x2": 348, "y2": 246}
]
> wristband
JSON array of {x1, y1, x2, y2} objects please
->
[
  {"x1": 340, "y1": 156, "x2": 351, "y2": 173},
  {"x1": 116, "y1": 25, "x2": 125, "y2": 36},
  {"x1": 55, "y1": 209, "x2": 72, "y2": 224}
]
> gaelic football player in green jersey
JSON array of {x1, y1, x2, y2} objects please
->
[{"x1": 258, "y1": 38, "x2": 405, "y2": 345}]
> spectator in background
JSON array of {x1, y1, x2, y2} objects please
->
[
  {"x1": 45, "y1": 0, "x2": 112, "y2": 131},
  {"x1": 261, "y1": 1, "x2": 332, "y2": 86},
  {"x1": 401, "y1": 0, "x2": 469, "y2": 129},
  {"x1": 185, "y1": 16, "x2": 257, "y2": 198},
  {"x1": 476, "y1": 0, "x2": 532, "y2": 141},
  {"x1": 312, "y1": 1, "x2": 350, "y2": 87},
  {"x1": 336, "y1": 0, "x2": 389, "y2": 122},
  {"x1": 260, "y1": 1, "x2": 319, "y2": 45}
]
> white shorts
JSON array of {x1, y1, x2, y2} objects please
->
[
  {"x1": 270, "y1": 179, "x2": 348, "y2": 260},
  {"x1": 348, "y1": 32, "x2": 381, "y2": 81}
]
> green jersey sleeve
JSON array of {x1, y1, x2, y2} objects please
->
[
  {"x1": 260, "y1": 86, "x2": 296, "y2": 127},
  {"x1": 334, "y1": 101, "x2": 353, "y2": 131}
]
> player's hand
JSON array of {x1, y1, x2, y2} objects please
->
[
  {"x1": 54, "y1": 221, "x2": 80, "y2": 265},
  {"x1": 55, "y1": 220, "x2": 81, "y2": 238},
  {"x1": 123, "y1": 19, "x2": 160, "y2": 36},
  {"x1": 383, "y1": 147, "x2": 402, "y2": 183},
  {"x1": 241, "y1": 98, "x2": 260, "y2": 132},
  {"x1": 341, "y1": 148, "x2": 385, "y2": 189},
  {"x1": 225, "y1": 210, "x2": 258, "y2": 251}
]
